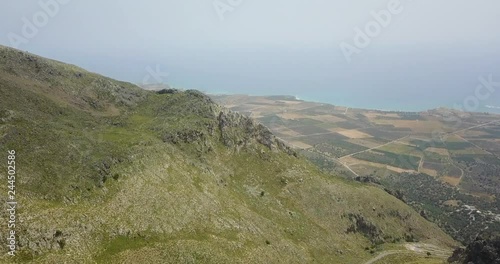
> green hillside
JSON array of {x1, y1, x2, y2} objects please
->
[{"x1": 0, "y1": 46, "x2": 457, "y2": 263}]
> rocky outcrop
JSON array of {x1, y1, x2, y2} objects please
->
[
  {"x1": 448, "y1": 233, "x2": 500, "y2": 264},
  {"x1": 154, "y1": 90, "x2": 297, "y2": 157},
  {"x1": 17, "y1": 229, "x2": 68, "y2": 255},
  {"x1": 345, "y1": 213, "x2": 384, "y2": 245},
  {"x1": 217, "y1": 110, "x2": 296, "y2": 156}
]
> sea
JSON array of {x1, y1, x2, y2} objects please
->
[{"x1": 66, "y1": 46, "x2": 500, "y2": 114}]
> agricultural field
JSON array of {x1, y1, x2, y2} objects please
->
[{"x1": 213, "y1": 94, "x2": 500, "y2": 244}]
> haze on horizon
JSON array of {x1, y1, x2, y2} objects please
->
[{"x1": 1, "y1": 0, "x2": 500, "y2": 111}]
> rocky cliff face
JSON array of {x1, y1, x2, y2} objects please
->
[
  {"x1": 217, "y1": 109, "x2": 296, "y2": 156},
  {"x1": 448, "y1": 234, "x2": 500, "y2": 264},
  {"x1": 158, "y1": 89, "x2": 296, "y2": 157}
]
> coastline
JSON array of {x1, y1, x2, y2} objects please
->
[{"x1": 209, "y1": 92, "x2": 500, "y2": 115}]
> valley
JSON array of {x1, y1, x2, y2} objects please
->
[{"x1": 213, "y1": 94, "x2": 500, "y2": 244}]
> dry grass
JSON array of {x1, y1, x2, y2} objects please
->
[
  {"x1": 445, "y1": 135, "x2": 465, "y2": 142},
  {"x1": 288, "y1": 141, "x2": 313, "y2": 149},
  {"x1": 363, "y1": 112, "x2": 400, "y2": 119},
  {"x1": 457, "y1": 130, "x2": 490, "y2": 137},
  {"x1": 451, "y1": 148, "x2": 491, "y2": 155},
  {"x1": 425, "y1": 147, "x2": 450, "y2": 156},
  {"x1": 342, "y1": 157, "x2": 417, "y2": 174},
  {"x1": 277, "y1": 113, "x2": 306, "y2": 120},
  {"x1": 442, "y1": 200, "x2": 460, "y2": 207},
  {"x1": 337, "y1": 129, "x2": 373, "y2": 139},
  {"x1": 374, "y1": 120, "x2": 443, "y2": 133},
  {"x1": 441, "y1": 176, "x2": 461, "y2": 187},
  {"x1": 274, "y1": 127, "x2": 302, "y2": 137},
  {"x1": 328, "y1": 127, "x2": 345, "y2": 133},
  {"x1": 420, "y1": 167, "x2": 438, "y2": 177},
  {"x1": 309, "y1": 114, "x2": 346, "y2": 123},
  {"x1": 347, "y1": 138, "x2": 384, "y2": 148},
  {"x1": 378, "y1": 143, "x2": 422, "y2": 157},
  {"x1": 278, "y1": 100, "x2": 303, "y2": 105}
]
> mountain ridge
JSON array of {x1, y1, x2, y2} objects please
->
[{"x1": 0, "y1": 45, "x2": 458, "y2": 263}]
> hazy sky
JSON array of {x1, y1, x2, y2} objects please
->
[{"x1": 1, "y1": 1, "x2": 500, "y2": 110}]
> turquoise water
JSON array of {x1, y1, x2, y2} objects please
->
[
  {"x1": 164, "y1": 48, "x2": 500, "y2": 113},
  {"x1": 168, "y1": 65, "x2": 500, "y2": 113},
  {"x1": 69, "y1": 46, "x2": 500, "y2": 113}
]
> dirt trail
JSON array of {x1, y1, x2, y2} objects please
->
[
  {"x1": 449, "y1": 119, "x2": 500, "y2": 135},
  {"x1": 363, "y1": 243, "x2": 452, "y2": 264},
  {"x1": 339, "y1": 135, "x2": 410, "y2": 159}
]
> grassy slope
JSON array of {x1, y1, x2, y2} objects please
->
[{"x1": 0, "y1": 46, "x2": 457, "y2": 263}]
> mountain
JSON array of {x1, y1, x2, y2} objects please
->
[
  {"x1": 139, "y1": 83, "x2": 173, "y2": 91},
  {"x1": 0, "y1": 45, "x2": 457, "y2": 263}
]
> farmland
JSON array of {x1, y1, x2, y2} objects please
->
[{"x1": 213, "y1": 94, "x2": 500, "y2": 244}]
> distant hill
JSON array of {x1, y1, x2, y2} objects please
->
[
  {"x1": 139, "y1": 83, "x2": 173, "y2": 91},
  {"x1": 0, "y1": 45, "x2": 457, "y2": 263}
]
